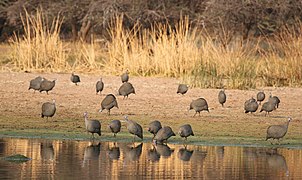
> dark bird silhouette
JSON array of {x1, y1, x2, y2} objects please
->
[
  {"x1": 178, "y1": 146, "x2": 194, "y2": 161},
  {"x1": 260, "y1": 101, "x2": 276, "y2": 116},
  {"x1": 121, "y1": 70, "x2": 129, "y2": 83},
  {"x1": 266, "y1": 117, "x2": 292, "y2": 144},
  {"x1": 189, "y1": 98, "x2": 209, "y2": 117},
  {"x1": 39, "y1": 79, "x2": 56, "y2": 94},
  {"x1": 269, "y1": 93, "x2": 280, "y2": 109},
  {"x1": 41, "y1": 99, "x2": 56, "y2": 120},
  {"x1": 118, "y1": 82, "x2": 135, "y2": 99},
  {"x1": 99, "y1": 94, "x2": 118, "y2": 115},
  {"x1": 178, "y1": 124, "x2": 194, "y2": 141},
  {"x1": 218, "y1": 89, "x2": 226, "y2": 107},
  {"x1": 257, "y1": 91, "x2": 265, "y2": 105},
  {"x1": 70, "y1": 72, "x2": 80, "y2": 85},
  {"x1": 109, "y1": 120, "x2": 121, "y2": 137},
  {"x1": 28, "y1": 76, "x2": 44, "y2": 92},
  {"x1": 244, "y1": 97, "x2": 258, "y2": 113},
  {"x1": 96, "y1": 78, "x2": 104, "y2": 95},
  {"x1": 83, "y1": 112, "x2": 101, "y2": 139},
  {"x1": 148, "y1": 120, "x2": 162, "y2": 138},
  {"x1": 124, "y1": 116, "x2": 143, "y2": 140},
  {"x1": 177, "y1": 84, "x2": 189, "y2": 95},
  {"x1": 153, "y1": 126, "x2": 175, "y2": 144}
]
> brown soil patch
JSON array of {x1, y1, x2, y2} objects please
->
[{"x1": 0, "y1": 72, "x2": 301, "y2": 145}]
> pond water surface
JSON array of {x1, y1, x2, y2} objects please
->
[{"x1": 0, "y1": 138, "x2": 301, "y2": 179}]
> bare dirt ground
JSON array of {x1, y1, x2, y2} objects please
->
[{"x1": 0, "y1": 72, "x2": 301, "y2": 146}]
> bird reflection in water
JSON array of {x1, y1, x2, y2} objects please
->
[
  {"x1": 122, "y1": 143, "x2": 143, "y2": 163},
  {"x1": 266, "y1": 148, "x2": 289, "y2": 177},
  {"x1": 108, "y1": 142, "x2": 120, "y2": 160},
  {"x1": 154, "y1": 144, "x2": 174, "y2": 158},
  {"x1": 82, "y1": 142, "x2": 101, "y2": 167},
  {"x1": 40, "y1": 141, "x2": 54, "y2": 161},
  {"x1": 147, "y1": 145, "x2": 160, "y2": 162},
  {"x1": 178, "y1": 145, "x2": 194, "y2": 161}
]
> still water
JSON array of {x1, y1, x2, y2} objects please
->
[{"x1": 0, "y1": 138, "x2": 301, "y2": 179}]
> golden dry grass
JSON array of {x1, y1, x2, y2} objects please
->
[{"x1": 4, "y1": 12, "x2": 302, "y2": 89}]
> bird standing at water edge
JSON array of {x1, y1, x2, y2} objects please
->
[
  {"x1": 266, "y1": 117, "x2": 292, "y2": 145},
  {"x1": 109, "y1": 120, "x2": 121, "y2": 137},
  {"x1": 71, "y1": 72, "x2": 81, "y2": 85},
  {"x1": 148, "y1": 120, "x2": 162, "y2": 139},
  {"x1": 83, "y1": 112, "x2": 101, "y2": 139},
  {"x1": 178, "y1": 124, "x2": 194, "y2": 141},
  {"x1": 123, "y1": 116, "x2": 143, "y2": 141},
  {"x1": 41, "y1": 99, "x2": 56, "y2": 120},
  {"x1": 218, "y1": 89, "x2": 226, "y2": 107},
  {"x1": 153, "y1": 126, "x2": 175, "y2": 144}
]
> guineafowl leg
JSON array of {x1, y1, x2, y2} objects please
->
[
  {"x1": 193, "y1": 112, "x2": 197, "y2": 117},
  {"x1": 108, "y1": 110, "x2": 111, "y2": 115},
  {"x1": 114, "y1": 133, "x2": 116, "y2": 137},
  {"x1": 46, "y1": 91, "x2": 49, "y2": 95},
  {"x1": 199, "y1": 112, "x2": 201, "y2": 116}
]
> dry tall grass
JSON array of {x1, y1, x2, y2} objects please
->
[
  {"x1": 9, "y1": 9, "x2": 100, "y2": 73},
  {"x1": 6, "y1": 11, "x2": 302, "y2": 89}
]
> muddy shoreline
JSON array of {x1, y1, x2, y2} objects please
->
[{"x1": 0, "y1": 72, "x2": 301, "y2": 148}]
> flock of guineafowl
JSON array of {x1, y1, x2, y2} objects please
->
[{"x1": 28, "y1": 70, "x2": 291, "y2": 145}]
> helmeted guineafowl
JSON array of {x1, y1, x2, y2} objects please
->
[
  {"x1": 83, "y1": 112, "x2": 101, "y2": 139},
  {"x1": 121, "y1": 70, "x2": 129, "y2": 83},
  {"x1": 269, "y1": 93, "x2": 280, "y2": 109},
  {"x1": 71, "y1": 73, "x2": 80, "y2": 85},
  {"x1": 257, "y1": 91, "x2": 265, "y2": 105},
  {"x1": 118, "y1": 82, "x2": 135, "y2": 99},
  {"x1": 218, "y1": 89, "x2": 226, "y2": 107},
  {"x1": 178, "y1": 124, "x2": 194, "y2": 141},
  {"x1": 123, "y1": 116, "x2": 143, "y2": 140},
  {"x1": 153, "y1": 126, "x2": 175, "y2": 144},
  {"x1": 41, "y1": 99, "x2": 56, "y2": 120},
  {"x1": 109, "y1": 120, "x2": 121, "y2": 137},
  {"x1": 177, "y1": 84, "x2": 189, "y2": 95},
  {"x1": 99, "y1": 94, "x2": 118, "y2": 115},
  {"x1": 96, "y1": 78, "x2": 104, "y2": 95},
  {"x1": 244, "y1": 97, "x2": 258, "y2": 113},
  {"x1": 189, "y1": 98, "x2": 209, "y2": 117},
  {"x1": 39, "y1": 79, "x2": 56, "y2": 95},
  {"x1": 148, "y1": 120, "x2": 162, "y2": 138},
  {"x1": 266, "y1": 117, "x2": 292, "y2": 144},
  {"x1": 28, "y1": 76, "x2": 44, "y2": 92},
  {"x1": 260, "y1": 101, "x2": 276, "y2": 116}
]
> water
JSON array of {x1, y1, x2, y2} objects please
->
[{"x1": 0, "y1": 138, "x2": 301, "y2": 179}]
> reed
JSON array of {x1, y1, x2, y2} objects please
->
[{"x1": 6, "y1": 11, "x2": 302, "y2": 89}]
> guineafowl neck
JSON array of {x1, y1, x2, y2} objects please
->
[{"x1": 84, "y1": 116, "x2": 89, "y2": 127}]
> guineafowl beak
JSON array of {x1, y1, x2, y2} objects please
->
[{"x1": 98, "y1": 109, "x2": 103, "y2": 112}]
